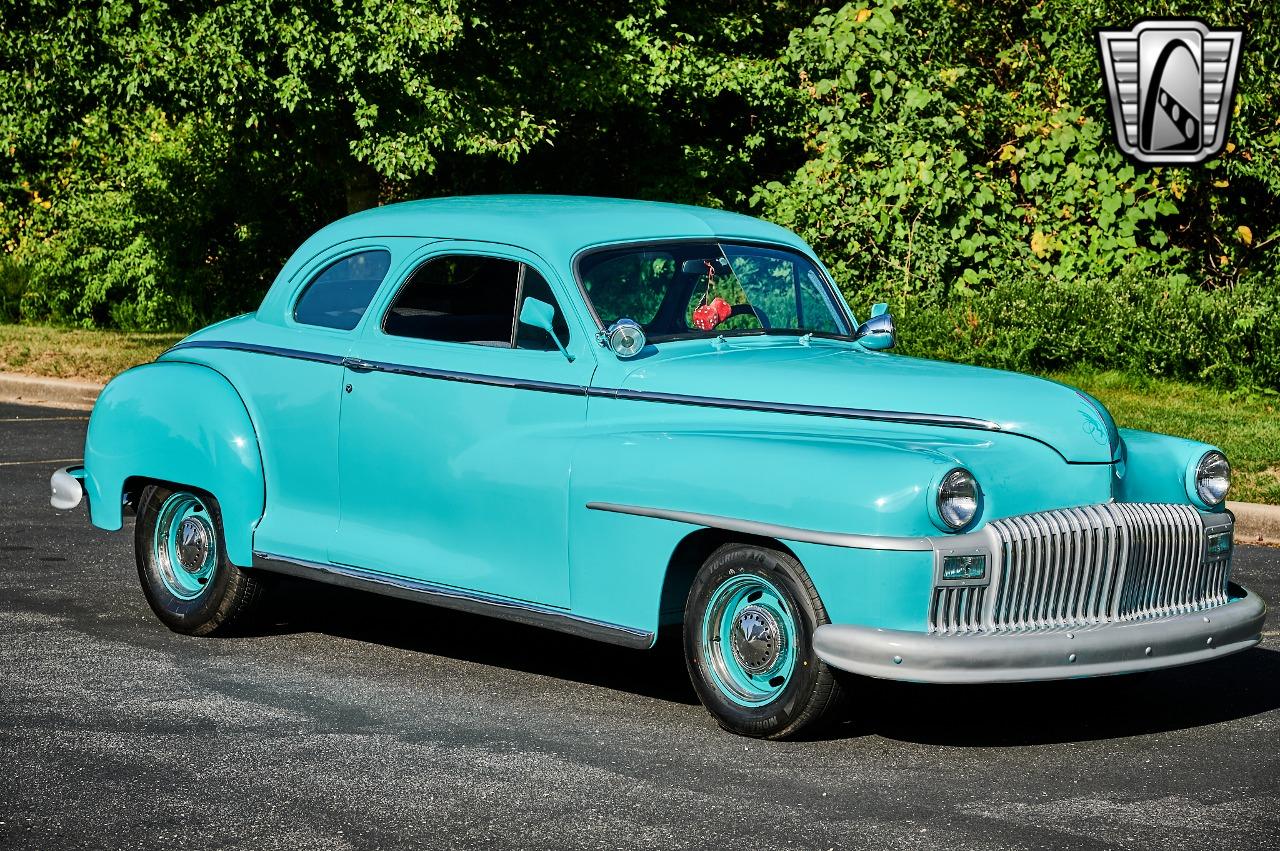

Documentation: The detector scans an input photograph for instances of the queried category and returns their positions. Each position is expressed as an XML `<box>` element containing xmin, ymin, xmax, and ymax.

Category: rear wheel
<box><xmin>134</xmin><ymin>484</ymin><xmax>266</xmax><ymax>635</ymax></box>
<box><xmin>683</xmin><ymin>544</ymin><xmax>846</xmax><ymax>738</ymax></box>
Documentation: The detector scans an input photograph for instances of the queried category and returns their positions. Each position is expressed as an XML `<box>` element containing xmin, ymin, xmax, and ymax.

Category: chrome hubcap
<box><xmin>152</xmin><ymin>492</ymin><xmax>218</xmax><ymax>600</ymax></box>
<box><xmin>176</xmin><ymin>517</ymin><xmax>210</xmax><ymax>572</ymax></box>
<box><xmin>700</xmin><ymin>573</ymin><xmax>799</xmax><ymax>707</ymax></box>
<box><xmin>730</xmin><ymin>604</ymin><xmax>784</xmax><ymax>674</ymax></box>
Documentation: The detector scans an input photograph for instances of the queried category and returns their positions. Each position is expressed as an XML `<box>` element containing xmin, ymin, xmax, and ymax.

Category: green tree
<box><xmin>0</xmin><ymin>0</ymin><xmax>812</xmax><ymax>327</ymax></box>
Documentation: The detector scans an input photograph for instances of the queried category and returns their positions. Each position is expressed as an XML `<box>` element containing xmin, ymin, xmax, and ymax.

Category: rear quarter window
<box><xmin>293</xmin><ymin>250</ymin><xmax>392</xmax><ymax>330</ymax></box>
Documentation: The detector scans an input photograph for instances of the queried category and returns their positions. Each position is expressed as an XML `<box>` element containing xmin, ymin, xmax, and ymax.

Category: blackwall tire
<box><xmin>683</xmin><ymin>544</ymin><xmax>847</xmax><ymax>739</ymax></box>
<box><xmin>134</xmin><ymin>484</ymin><xmax>266</xmax><ymax>636</ymax></box>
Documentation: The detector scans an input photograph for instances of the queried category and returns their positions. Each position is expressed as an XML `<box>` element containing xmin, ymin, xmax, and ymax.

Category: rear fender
<box><xmin>84</xmin><ymin>362</ymin><xmax>265</xmax><ymax>566</ymax></box>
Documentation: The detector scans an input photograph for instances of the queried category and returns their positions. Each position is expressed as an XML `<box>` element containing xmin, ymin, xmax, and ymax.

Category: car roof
<box><xmin>302</xmin><ymin>195</ymin><xmax>810</xmax><ymax>260</ymax></box>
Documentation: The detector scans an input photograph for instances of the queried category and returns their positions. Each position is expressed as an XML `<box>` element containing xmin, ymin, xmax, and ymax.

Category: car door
<box><xmin>242</xmin><ymin>239</ymin><xmax>414</xmax><ymax>566</ymax></box>
<box><xmin>329</xmin><ymin>241</ymin><xmax>594</xmax><ymax>607</ymax></box>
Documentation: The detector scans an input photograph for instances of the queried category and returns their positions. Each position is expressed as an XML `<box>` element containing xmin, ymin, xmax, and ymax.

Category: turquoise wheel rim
<box><xmin>152</xmin><ymin>492</ymin><xmax>218</xmax><ymax>601</ymax></box>
<box><xmin>700</xmin><ymin>572</ymin><xmax>799</xmax><ymax>707</ymax></box>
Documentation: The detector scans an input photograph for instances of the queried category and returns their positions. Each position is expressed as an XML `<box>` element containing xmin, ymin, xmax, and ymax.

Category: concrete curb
<box><xmin>0</xmin><ymin>372</ymin><xmax>103</xmax><ymax>411</ymax></box>
<box><xmin>1228</xmin><ymin>501</ymin><xmax>1280</xmax><ymax>547</ymax></box>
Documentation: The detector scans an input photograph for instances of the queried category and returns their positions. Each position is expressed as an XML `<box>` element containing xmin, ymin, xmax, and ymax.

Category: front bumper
<box><xmin>814</xmin><ymin>584</ymin><xmax>1266</xmax><ymax>683</ymax></box>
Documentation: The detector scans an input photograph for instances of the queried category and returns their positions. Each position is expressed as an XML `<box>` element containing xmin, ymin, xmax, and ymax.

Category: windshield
<box><xmin>578</xmin><ymin>242</ymin><xmax>852</xmax><ymax>341</ymax></box>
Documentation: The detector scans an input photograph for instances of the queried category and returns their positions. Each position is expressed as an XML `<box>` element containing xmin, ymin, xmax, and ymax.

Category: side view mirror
<box><xmin>854</xmin><ymin>302</ymin><xmax>895</xmax><ymax>351</ymax></box>
<box><xmin>518</xmin><ymin>297</ymin><xmax>573</xmax><ymax>362</ymax></box>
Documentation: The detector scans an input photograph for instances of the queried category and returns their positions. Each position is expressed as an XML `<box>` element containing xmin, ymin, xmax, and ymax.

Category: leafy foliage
<box><xmin>897</xmin><ymin>270</ymin><xmax>1280</xmax><ymax>390</ymax></box>
<box><xmin>1</xmin><ymin>0</ymin><xmax>804</xmax><ymax>327</ymax></box>
<box><xmin>1</xmin><ymin>0</ymin><xmax>1278</xmax><ymax>388</ymax></box>
<box><xmin>756</xmin><ymin>0</ymin><xmax>1280</xmax><ymax>387</ymax></box>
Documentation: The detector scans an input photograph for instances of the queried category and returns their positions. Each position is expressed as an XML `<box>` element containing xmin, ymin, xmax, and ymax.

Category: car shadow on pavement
<box><xmin>258</xmin><ymin>576</ymin><xmax>1280</xmax><ymax>740</ymax></box>
<box><xmin>254</xmin><ymin>573</ymin><xmax>1280</xmax><ymax>742</ymax></box>
<box><xmin>259</xmin><ymin>576</ymin><xmax>701</xmax><ymax>705</ymax></box>
<box><xmin>850</xmin><ymin>645</ymin><xmax>1280</xmax><ymax>746</ymax></box>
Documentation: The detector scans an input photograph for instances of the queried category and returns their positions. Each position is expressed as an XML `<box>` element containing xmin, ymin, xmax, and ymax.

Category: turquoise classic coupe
<box><xmin>50</xmin><ymin>196</ymin><xmax>1264</xmax><ymax>738</ymax></box>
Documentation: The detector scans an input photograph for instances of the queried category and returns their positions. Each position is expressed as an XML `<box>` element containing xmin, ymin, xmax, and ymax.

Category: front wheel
<box><xmin>683</xmin><ymin>544</ymin><xmax>846</xmax><ymax>738</ymax></box>
<box><xmin>134</xmin><ymin>484</ymin><xmax>266</xmax><ymax>635</ymax></box>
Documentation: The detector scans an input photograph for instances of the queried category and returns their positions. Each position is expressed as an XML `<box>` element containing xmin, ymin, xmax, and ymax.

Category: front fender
<box><xmin>573</xmin><ymin>427</ymin><xmax>960</xmax><ymax>538</ymax></box>
<box><xmin>1116</xmin><ymin>428</ymin><xmax>1225</xmax><ymax>509</ymax></box>
<box><xmin>565</xmin><ymin>401</ymin><xmax>1118</xmax><ymax>636</ymax></box>
<box><xmin>84</xmin><ymin>362</ymin><xmax>265</xmax><ymax>566</ymax></box>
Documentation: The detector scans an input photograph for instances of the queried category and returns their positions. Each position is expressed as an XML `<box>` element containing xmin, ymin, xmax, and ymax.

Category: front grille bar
<box><xmin>929</xmin><ymin>503</ymin><xmax>1231</xmax><ymax>634</ymax></box>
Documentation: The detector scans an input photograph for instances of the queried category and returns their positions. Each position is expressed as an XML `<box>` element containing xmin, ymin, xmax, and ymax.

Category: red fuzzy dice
<box><xmin>693</xmin><ymin>297</ymin><xmax>732</xmax><ymax>330</ymax></box>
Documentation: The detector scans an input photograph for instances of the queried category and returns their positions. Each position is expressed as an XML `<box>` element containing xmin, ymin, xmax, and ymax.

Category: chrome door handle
<box><xmin>341</xmin><ymin>357</ymin><xmax>377</xmax><ymax>373</ymax></box>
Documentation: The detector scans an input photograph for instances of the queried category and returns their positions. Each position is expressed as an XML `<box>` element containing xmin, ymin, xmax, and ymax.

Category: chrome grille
<box><xmin>928</xmin><ymin>503</ymin><xmax>1231</xmax><ymax>634</ymax></box>
<box><xmin>930</xmin><ymin>585</ymin><xmax>987</xmax><ymax>634</ymax></box>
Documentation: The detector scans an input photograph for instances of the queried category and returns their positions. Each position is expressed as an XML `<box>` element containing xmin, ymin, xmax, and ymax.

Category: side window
<box><xmin>293</xmin><ymin>250</ymin><xmax>391</xmax><ymax>331</ymax></box>
<box><xmin>383</xmin><ymin>255</ymin><xmax>520</xmax><ymax>346</ymax></box>
<box><xmin>516</xmin><ymin>267</ymin><xmax>570</xmax><ymax>350</ymax></box>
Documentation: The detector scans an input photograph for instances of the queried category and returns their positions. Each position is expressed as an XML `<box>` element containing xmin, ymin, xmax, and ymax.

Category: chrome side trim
<box><xmin>164</xmin><ymin>339</ymin><xmax>1006</xmax><ymax>432</ymax></box>
<box><xmin>584</xmin><ymin>502</ymin><xmax>935</xmax><ymax>552</ymax></box>
<box><xmin>251</xmin><ymin>552</ymin><xmax>654</xmax><ymax>649</ymax></box>
<box><xmin>169</xmin><ymin>340</ymin><xmax>588</xmax><ymax>396</ymax></box>
<box><xmin>590</xmin><ymin>388</ymin><xmax>1001</xmax><ymax>431</ymax></box>
<box><xmin>338</xmin><ymin>358</ymin><xmax>587</xmax><ymax>396</ymax></box>
<box><xmin>167</xmin><ymin>339</ymin><xmax>347</xmax><ymax>365</ymax></box>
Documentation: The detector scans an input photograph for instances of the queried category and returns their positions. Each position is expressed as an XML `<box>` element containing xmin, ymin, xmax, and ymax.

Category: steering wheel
<box><xmin>728</xmin><ymin>303</ymin><xmax>771</xmax><ymax>329</ymax></box>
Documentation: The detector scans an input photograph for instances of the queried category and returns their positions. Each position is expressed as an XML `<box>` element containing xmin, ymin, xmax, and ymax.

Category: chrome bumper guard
<box><xmin>50</xmin><ymin>465</ymin><xmax>86</xmax><ymax>510</ymax></box>
<box><xmin>814</xmin><ymin>586</ymin><xmax>1265</xmax><ymax>683</ymax></box>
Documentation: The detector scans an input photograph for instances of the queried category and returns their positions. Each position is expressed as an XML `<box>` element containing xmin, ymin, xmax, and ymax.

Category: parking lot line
<box><xmin>0</xmin><ymin>458</ymin><xmax>81</xmax><ymax>467</ymax></box>
<box><xmin>0</xmin><ymin>416</ymin><xmax>89</xmax><ymax>423</ymax></box>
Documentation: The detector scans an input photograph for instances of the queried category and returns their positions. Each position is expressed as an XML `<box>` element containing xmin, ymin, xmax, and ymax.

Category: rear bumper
<box><xmin>50</xmin><ymin>465</ymin><xmax>86</xmax><ymax>511</ymax></box>
<box><xmin>814</xmin><ymin>584</ymin><xmax>1267</xmax><ymax>683</ymax></box>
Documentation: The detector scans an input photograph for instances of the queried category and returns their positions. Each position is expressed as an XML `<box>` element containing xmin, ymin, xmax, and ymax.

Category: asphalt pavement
<box><xmin>1</xmin><ymin>400</ymin><xmax>1278</xmax><ymax>850</ymax></box>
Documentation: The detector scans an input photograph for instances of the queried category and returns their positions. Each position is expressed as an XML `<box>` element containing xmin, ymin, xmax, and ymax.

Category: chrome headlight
<box><xmin>936</xmin><ymin>468</ymin><xmax>979</xmax><ymax>530</ymax></box>
<box><xmin>1192</xmin><ymin>450</ymin><xmax>1231</xmax><ymax>507</ymax></box>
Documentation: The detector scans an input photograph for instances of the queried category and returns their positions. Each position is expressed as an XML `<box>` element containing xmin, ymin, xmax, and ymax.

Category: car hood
<box><xmin>615</xmin><ymin>341</ymin><xmax>1119</xmax><ymax>463</ymax></box>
